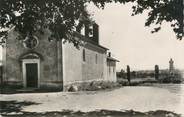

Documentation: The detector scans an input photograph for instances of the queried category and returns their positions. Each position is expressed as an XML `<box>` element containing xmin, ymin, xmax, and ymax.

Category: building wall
<box><xmin>106</xmin><ymin>60</ymin><xmax>117</xmax><ymax>82</ymax></box>
<box><xmin>82</xmin><ymin>43</ymin><xmax>106</xmax><ymax>81</ymax></box>
<box><xmin>3</xmin><ymin>29</ymin><xmax>62</xmax><ymax>88</ymax></box>
<box><xmin>62</xmin><ymin>41</ymin><xmax>83</xmax><ymax>85</ymax></box>
<box><xmin>62</xmin><ymin>39</ymin><xmax>107</xmax><ymax>88</ymax></box>
<box><xmin>4</xmin><ymin>30</ymin><xmax>23</xmax><ymax>85</ymax></box>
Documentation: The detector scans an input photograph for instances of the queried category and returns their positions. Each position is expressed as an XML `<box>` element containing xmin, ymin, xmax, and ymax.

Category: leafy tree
<box><xmin>92</xmin><ymin>0</ymin><xmax>183</xmax><ymax>39</ymax></box>
<box><xmin>0</xmin><ymin>0</ymin><xmax>183</xmax><ymax>46</ymax></box>
<box><xmin>126</xmin><ymin>65</ymin><xmax>131</xmax><ymax>84</ymax></box>
<box><xmin>0</xmin><ymin>0</ymin><xmax>91</xmax><ymax>47</ymax></box>
<box><xmin>155</xmin><ymin>65</ymin><xmax>159</xmax><ymax>80</ymax></box>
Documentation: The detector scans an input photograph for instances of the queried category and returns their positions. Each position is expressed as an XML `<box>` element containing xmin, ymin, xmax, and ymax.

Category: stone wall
<box><xmin>3</xmin><ymin>29</ymin><xmax>63</xmax><ymax>89</ymax></box>
<box><xmin>62</xmin><ymin>41</ymin><xmax>83</xmax><ymax>86</ymax></box>
<box><xmin>82</xmin><ymin>43</ymin><xmax>106</xmax><ymax>81</ymax></box>
<box><xmin>62</xmin><ymin>39</ymin><xmax>107</xmax><ymax>90</ymax></box>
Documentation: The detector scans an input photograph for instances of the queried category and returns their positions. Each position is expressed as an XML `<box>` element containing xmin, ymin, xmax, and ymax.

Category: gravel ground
<box><xmin>1</xmin><ymin>85</ymin><xmax>184</xmax><ymax>116</ymax></box>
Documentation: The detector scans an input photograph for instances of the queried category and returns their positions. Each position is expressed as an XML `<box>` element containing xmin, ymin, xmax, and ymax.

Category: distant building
<box><xmin>1</xmin><ymin>22</ymin><xmax>119</xmax><ymax>91</ymax></box>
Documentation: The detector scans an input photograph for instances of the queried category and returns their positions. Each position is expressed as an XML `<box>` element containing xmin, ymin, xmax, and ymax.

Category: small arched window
<box><xmin>83</xmin><ymin>49</ymin><xmax>86</xmax><ymax>62</ymax></box>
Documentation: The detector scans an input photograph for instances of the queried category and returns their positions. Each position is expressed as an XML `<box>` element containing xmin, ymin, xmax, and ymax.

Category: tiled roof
<box><xmin>107</xmin><ymin>56</ymin><xmax>120</xmax><ymax>62</ymax></box>
<box><xmin>73</xmin><ymin>32</ymin><xmax>109</xmax><ymax>50</ymax></box>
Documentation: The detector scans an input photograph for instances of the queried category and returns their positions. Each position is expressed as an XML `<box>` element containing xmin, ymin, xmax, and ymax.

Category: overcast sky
<box><xmin>88</xmin><ymin>2</ymin><xmax>184</xmax><ymax>71</ymax></box>
<box><xmin>1</xmin><ymin>2</ymin><xmax>183</xmax><ymax>71</ymax></box>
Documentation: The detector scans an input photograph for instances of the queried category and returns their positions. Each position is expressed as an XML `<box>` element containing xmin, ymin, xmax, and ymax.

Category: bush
<box><xmin>77</xmin><ymin>81</ymin><xmax>120</xmax><ymax>91</ymax></box>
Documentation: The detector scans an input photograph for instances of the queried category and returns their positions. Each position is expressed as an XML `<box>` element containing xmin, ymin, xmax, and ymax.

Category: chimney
<box><xmin>93</xmin><ymin>23</ymin><xmax>99</xmax><ymax>44</ymax></box>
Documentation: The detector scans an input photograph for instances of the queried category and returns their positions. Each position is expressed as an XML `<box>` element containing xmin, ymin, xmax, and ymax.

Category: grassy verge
<box><xmin>117</xmin><ymin>77</ymin><xmax>184</xmax><ymax>86</ymax></box>
<box><xmin>117</xmin><ymin>78</ymin><xmax>158</xmax><ymax>86</ymax></box>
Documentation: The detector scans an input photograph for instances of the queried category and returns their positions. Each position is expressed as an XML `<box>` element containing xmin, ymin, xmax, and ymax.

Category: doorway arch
<box><xmin>20</xmin><ymin>52</ymin><xmax>41</xmax><ymax>88</ymax></box>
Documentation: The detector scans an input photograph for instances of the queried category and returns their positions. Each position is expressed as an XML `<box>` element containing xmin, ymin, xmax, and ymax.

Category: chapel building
<box><xmin>1</xmin><ymin>22</ymin><xmax>119</xmax><ymax>91</ymax></box>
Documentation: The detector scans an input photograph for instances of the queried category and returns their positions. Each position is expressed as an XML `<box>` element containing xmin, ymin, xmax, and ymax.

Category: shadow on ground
<box><xmin>1</xmin><ymin>108</ymin><xmax>181</xmax><ymax>117</ymax></box>
<box><xmin>0</xmin><ymin>101</ymin><xmax>39</xmax><ymax>115</ymax></box>
<box><xmin>0</xmin><ymin>100</ymin><xmax>181</xmax><ymax>117</ymax></box>
<box><xmin>0</xmin><ymin>85</ymin><xmax>62</xmax><ymax>94</ymax></box>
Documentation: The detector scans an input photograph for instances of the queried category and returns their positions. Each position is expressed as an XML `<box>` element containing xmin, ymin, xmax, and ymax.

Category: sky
<box><xmin>87</xmin><ymin>2</ymin><xmax>184</xmax><ymax>71</ymax></box>
<box><xmin>0</xmin><ymin>2</ymin><xmax>183</xmax><ymax>71</ymax></box>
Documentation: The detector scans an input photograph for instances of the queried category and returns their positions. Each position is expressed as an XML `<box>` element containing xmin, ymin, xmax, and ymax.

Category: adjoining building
<box><xmin>0</xmin><ymin>22</ymin><xmax>119</xmax><ymax>91</ymax></box>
